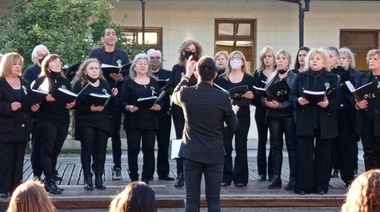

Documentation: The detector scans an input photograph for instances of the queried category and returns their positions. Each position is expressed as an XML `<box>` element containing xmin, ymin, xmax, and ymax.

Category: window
<box><xmin>215</xmin><ymin>19</ymin><xmax>257</xmax><ymax>73</ymax></box>
<box><xmin>122</xmin><ymin>27</ymin><xmax>163</xmax><ymax>52</ymax></box>
<box><xmin>340</xmin><ymin>30</ymin><xmax>379</xmax><ymax>71</ymax></box>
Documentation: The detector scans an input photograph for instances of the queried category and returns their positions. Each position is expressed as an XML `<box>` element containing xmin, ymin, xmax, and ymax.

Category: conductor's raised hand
<box><xmin>185</xmin><ymin>55</ymin><xmax>196</xmax><ymax>78</ymax></box>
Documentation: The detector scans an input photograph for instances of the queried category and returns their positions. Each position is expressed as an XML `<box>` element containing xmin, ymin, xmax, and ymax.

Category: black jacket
<box><xmin>0</xmin><ymin>77</ymin><xmax>33</xmax><ymax>142</ymax></box>
<box><xmin>289</xmin><ymin>69</ymin><xmax>339</xmax><ymax>139</ymax></box>
<box><xmin>172</xmin><ymin>80</ymin><xmax>239</xmax><ymax>164</ymax></box>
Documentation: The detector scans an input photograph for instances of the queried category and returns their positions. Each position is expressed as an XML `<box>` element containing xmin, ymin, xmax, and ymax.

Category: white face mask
<box><xmin>230</xmin><ymin>59</ymin><xmax>242</xmax><ymax>70</ymax></box>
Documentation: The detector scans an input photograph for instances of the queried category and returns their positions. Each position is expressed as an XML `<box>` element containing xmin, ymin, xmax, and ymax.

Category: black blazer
<box><xmin>172</xmin><ymin>80</ymin><xmax>239</xmax><ymax>164</ymax></box>
<box><xmin>289</xmin><ymin>69</ymin><xmax>339</xmax><ymax>139</ymax></box>
<box><xmin>355</xmin><ymin>71</ymin><xmax>380</xmax><ymax>136</ymax></box>
<box><xmin>0</xmin><ymin>77</ymin><xmax>33</xmax><ymax>142</ymax></box>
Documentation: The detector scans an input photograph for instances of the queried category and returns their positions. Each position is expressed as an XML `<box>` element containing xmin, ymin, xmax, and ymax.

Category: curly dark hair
<box><xmin>177</xmin><ymin>39</ymin><xmax>203</xmax><ymax>66</ymax></box>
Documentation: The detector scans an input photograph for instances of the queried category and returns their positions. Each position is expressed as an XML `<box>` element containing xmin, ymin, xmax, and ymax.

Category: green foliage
<box><xmin>0</xmin><ymin>0</ymin><xmax>147</xmax><ymax>68</ymax></box>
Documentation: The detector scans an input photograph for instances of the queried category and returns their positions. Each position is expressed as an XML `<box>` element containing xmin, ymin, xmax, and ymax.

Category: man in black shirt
<box><xmin>147</xmin><ymin>49</ymin><xmax>174</xmax><ymax>181</ymax></box>
<box><xmin>88</xmin><ymin>27</ymin><xmax>129</xmax><ymax>180</ymax></box>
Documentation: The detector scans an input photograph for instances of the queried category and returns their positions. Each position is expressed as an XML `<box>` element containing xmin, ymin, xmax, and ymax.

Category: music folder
<box><xmin>302</xmin><ymin>90</ymin><xmax>325</xmax><ymax>104</ymax></box>
<box><xmin>157</xmin><ymin>78</ymin><xmax>169</xmax><ymax>88</ymax></box>
<box><xmin>154</xmin><ymin>91</ymin><xmax>166</xmax><ymax>104</ymax></box>
<box><xmin>135</xmin><ymin>96</ymin><xmax>158</xmax><ymax>109</ymax></box>
<box><xmin>20</xmin><ymin>89</ymin><xmax>48</xmax><ymax>112</ymax></box>
<box><xmin>81</xmin><ymin>93</ymin><xmax>111</xmax><ymax>106</ymax></box>
<box><xmin>51</xmin><ymin>88</ymin><xmax>78</xmax><ymax>106</ymax></box>
<box><xmin>253</xmin><ymin>80</ymin><xmax>290</xmax><ymax>102</ymax></box>
<box><xmin>228</xmin><ymin>85</ymin><xmax>249</xmax><ymax>99</ymax></box>
<box><xmin>101</xmin><ymin>63</ymin><xmax>131</xmax><ymax>81</ymax></box>
<box><xmin>345</xmin><ymin>80</ymin><xmax>379</xmax><ymax>101</ymax></box>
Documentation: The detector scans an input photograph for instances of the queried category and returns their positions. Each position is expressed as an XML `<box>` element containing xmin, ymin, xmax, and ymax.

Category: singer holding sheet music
<box><xmin>215</xmin><ymin>51</ymin><xmax>254</xmax><ymax>187</ymax></box>
<box><xmin>167</xmin><ymin>40</ymin><xmax>202</xmax><ymax>188</ymax></box>
<box><xmin>121</xmin><ymin>53</ymin><xmax>162</xmax><ymax>184</ymax></box>
<box><xmin>32</xmin><ymin>54</ymin><xmax>75</xmax><ymax>194</ymax></box>
<box><xmin>289</xmin><ymin>48</ymin><xmax>339</xmax><ymax>195</ymax></box>
<box><xmin>252</xmin><ymin>46</ymin><xmax>275</xmax><ymax>182</ymax></box>
<box><xmin>88</xmin><ymin>27</ymin><xmax>129</xmax><ymax>180</ymax></box>
<box><xmin>0</xmin><ymin>53</ymin><xmax>40</xmax><ymax>199</ymax></box>
<box><xmin>72</xmin><ymin>58</ymin><xmax>117</xmax><ymax>190</ymax></box>
<box><xmin>263</xmin><ymin>50</ymin><xmax>297</xmax><ymax>190</ymax></box>
<box><xmin>355</xmin><ymin>49</ymin><xmax>380</xmax><ymax>171</ymax></box>
<box><xmin>147</xmin><ymin>49</ymin><xmax>174</xmax><ymax>181</ymax></box>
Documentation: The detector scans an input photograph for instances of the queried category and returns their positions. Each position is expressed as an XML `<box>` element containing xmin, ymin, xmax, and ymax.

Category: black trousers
<box><xmin>255</xmin><ymin>107</ymin><xmax>273</xmax><ymax>178</ymax></box>
<box><xmin>80</xmin><ymin>126</ymin><xmax>109</xmax><ymax>178</ymax></box>
<box><xmin>222</xmin><ymin>120</ymin><xmax>250</xmax><ymax>185</ymax></box>
<box><xmin>331</xmin><ymin>108</ymin><xmax>355</xmax><ymax>184</ymax></box>
<box><xmin>173</xmin><ymin>116</ymin><xmax>185</xmax><ymax>175</ymax></box>
<box><xmin>155</xmin><ymin>111</ymin><xmax>171</xmax><ymax>177</ymax></box>
<box><xmin>184</xmin><ymin>159</ymin><xmax>223</xmax><ymax>212</ymax></box>
<box><xmin>267</xmin><ymin>115</ymin><xmax>297</xmax><ymax>179</ymax></box>
<box><xmin>126</xmin><ymin>129</ymin><xmax>156</xmax><ymax>180</ymax></box>
<box><xmin>361</xmin><ymin>117</ymin><xmax>380</xmax><ymax>171</ymax></box>
<box><xmin>30</xmin><ymin>119</ymin><xmax>42</xmax><ymax>177</ymax></box>
<box><xmin>0</xmin><ymin>142</ymin><xmax>27</xmax><ymax>194</ymax></box>
<box><xmin>295</xmin><ymin>133</ymin><xmax>332</xmax><ymax>194</ymax></box>
<box><xmin>37</xmin><ymin>121</ymin><xmax>69</xmax><ymax>181</ymax></box>
<box><xmin>111</xmin><ymin>104</ymin><xmax>122</xmax><ymax>169</ymax></box>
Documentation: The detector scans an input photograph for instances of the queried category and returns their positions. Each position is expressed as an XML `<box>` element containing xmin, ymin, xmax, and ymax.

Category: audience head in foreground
<box><xmin>341</xmin><ymin>169</ymin><xmax>380</xmax><ymax>212</ymax></box>
<box><xmin>7</xmin><ymin>180</ymin><xmax>55</xmax><ymax>212</ymax></box>
<box><xmin>109</xmin><ymin>181</ymin><xmax>157</xmax><ymax>212</ymax></box>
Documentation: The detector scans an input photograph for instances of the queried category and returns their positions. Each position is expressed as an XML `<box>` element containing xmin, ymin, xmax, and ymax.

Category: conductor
<box><xmin>172</xmin><ymin>55</ymin><xmax>239</xmax><ymax>212</ymax></box>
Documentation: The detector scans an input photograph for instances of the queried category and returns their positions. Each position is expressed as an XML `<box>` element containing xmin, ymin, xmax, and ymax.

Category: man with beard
<box><xmin>147</xmin><ymin>49</ymin><xmax>174</xmax><ymax>181</ymax></box>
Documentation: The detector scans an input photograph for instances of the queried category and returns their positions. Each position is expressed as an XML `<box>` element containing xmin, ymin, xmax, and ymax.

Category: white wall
<box><xmin>111</xmin><ymin>0</ymin><xmax>380</xmax><ymax>70</ymax></box>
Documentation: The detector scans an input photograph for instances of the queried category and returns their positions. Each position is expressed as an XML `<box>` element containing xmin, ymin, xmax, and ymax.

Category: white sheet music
<box><xmin>170</xmin><ymin>139</ymin><xmax>182</xmax><ymax>159</ymax></box>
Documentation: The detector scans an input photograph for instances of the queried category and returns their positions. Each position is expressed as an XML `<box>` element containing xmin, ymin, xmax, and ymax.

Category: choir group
<box><xmin>1</xmin><ymin>26</ymin><xmax>380</xmax><ymax>202</ymax></box>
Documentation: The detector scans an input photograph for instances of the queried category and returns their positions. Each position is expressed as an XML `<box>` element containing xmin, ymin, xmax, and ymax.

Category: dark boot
<box><xmin>268</xmin><ymin>176</ymin><xmax>282</xmax><ymax>189</ymax></box>
<box><xmin>95</xmin><ymin>173</ymin><xmax>106</xmax><ymax>190</ymax></box>
<box><xmin>44</xmin><ymin>179</ymin><xmax>62</xmax><ymax>194</ymax></box>
<box><xmin>285</xmin><ymin>150</ymin><xmax>296</xmax><ymax>191</ymax></box>
<box><xmin>175</xmin><ymin>173</ymin><xmax>184</xmax><ymax>188</ymax></box>
<box><xmin>84</xmin><ymin>175</ymin><xmax>94</xmax><ymax>191</ymax></box>
<box><xmin>284</xmin><ymin>176</ymin><xmax>296</xmax><ymax>190</ymax></box>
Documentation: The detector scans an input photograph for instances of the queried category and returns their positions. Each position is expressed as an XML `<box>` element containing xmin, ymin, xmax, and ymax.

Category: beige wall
<box><xmin>112</xmin><ymin>0</ymin><xmax>380</xmax><ymax>70</ymax></box>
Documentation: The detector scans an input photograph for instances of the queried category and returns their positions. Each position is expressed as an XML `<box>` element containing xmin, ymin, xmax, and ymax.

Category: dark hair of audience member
<box><xmin>196</xmin><ymin>56</ymin><xmax>216</xmax><ymax>81</ymax></box>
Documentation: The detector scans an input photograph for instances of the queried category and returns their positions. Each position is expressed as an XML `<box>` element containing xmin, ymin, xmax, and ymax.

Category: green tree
<box><xmin>0</xmin><ymin>0</ymin><xmax>144</xmax><ymax>68</ymax></box>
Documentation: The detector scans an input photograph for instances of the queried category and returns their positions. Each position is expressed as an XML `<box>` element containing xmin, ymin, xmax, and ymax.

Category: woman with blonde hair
<box><xmin>341</xmin><ymin>169</ymin><xmax>380</xmax><ymax>212</ymax></box>
<box><xmin>7</xmin><ymin>180</ymin><xmax>55</xmax><ymax>212</ymax></box>
<box><xmin>215</xmin><ymin>50</ymin><xmax>254</xmax><ymax>187</ymax></box>
<box><xmin>109</xmin><ymin>181</ymin><xmax>157</xmax><ymax>212</ymax></box>
<box><xmin>253</xmin><ymin>46</ymin><xmax>276</xmax><ymax>181</ymax></box>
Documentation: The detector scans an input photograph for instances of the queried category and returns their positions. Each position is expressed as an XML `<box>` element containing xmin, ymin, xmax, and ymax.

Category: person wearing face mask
<box><xmin>146</xmin><ymin>49</ymin><xmax>174</xmax><ymax>181</ymax></box>
<box><xmin>22</xmin><ymin>44</ymin><xmax>49</xmax><ymax>181</ymax></box>
<box><xmin>291</xmin><ymin>46</ymin><xmax>310</xmax><ymax>74</ymax></box>
<box><xmin>71</xmin><ymin>58</ymin><xmax>117</xmax><ymax>190</ymax></box>
<box><xmin>263</xmin><ymin>50</ymin><xmax>297</xmax><ymax>190</ymax></box>
<box><xmin>289</xmin><ymin>48</ymin><xmax>339</xmax><ymax>195</ymax></box>
<box><xmin>32</xmin><ymin>54</ymin><xmax>76</xmax><ymax>194</ymax></box>
<box><xmin>252</xmin><ymin>46</ymin><xmax>275</xmax><ymax>182</ymax></box>
<box><xmin>214</xmin><ymin>50</ymin><xmax>229</xmax><ymax>77</ymax></box>
<box><xmin>167</xmin><ymin>40</ymin><xmax>203</xmax><ymax>188</ymax></box>
<box><xmin>328</xmin><ymin>47</ymin><xmax>360</xmax><ymax>187</ymax></box>
<box><xmin>215</xmin><ymin>51</ymin><xmax>254</xmax><ymax>187</ymax></box>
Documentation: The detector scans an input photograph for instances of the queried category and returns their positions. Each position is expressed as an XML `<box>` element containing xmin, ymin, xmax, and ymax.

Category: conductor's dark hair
<box><xmin>102</xmin><ymin>27</ymin><xmax>116</xmax><ymax>37</ymax></box>
<box><xmin>196</xmin><ymin>56</ymin><xmax>216</xmax><ymax>81</ymax></box>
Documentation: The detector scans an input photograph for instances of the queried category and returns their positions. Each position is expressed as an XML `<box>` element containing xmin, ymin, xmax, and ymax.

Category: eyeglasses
<box><xmin>150</xmin><ymin>56</ymin><xmax>161</xmax><ymax>60</ymax></box>
<box><xmin>49</xmin><ymin>61</ymin><xmax>63</xmax><ymax>65</ymax></box>
<box><xmin>230</xmin><ymin>58</ymin><xmax>242</xmax><ymax>61</ymax></box>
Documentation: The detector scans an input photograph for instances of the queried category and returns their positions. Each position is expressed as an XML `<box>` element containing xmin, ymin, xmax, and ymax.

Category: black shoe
<box><xmin>258</xmin><ymin>175</ymin><xmax>266</xmax><ymax>181</ymax></box>
<box><xmin>54</xmin><ymin>175</ymin><xmax>63</xmax><ymax>181</ymax></box>
<box><xmin>112</xmin><ymin>167</ymin><xmax>122</xmax><ymax>180</ymax></box>
<box><xmin>159</xmin><ymin>175</ymin><xmax>175</xmax><ymax>181</ymax></box>
<box><xmin>316</xmin><ymin>187</ymin><xmax>326</xmax><ymax>195</ymax></box>
<box><xmin>175</xmin><ymin>173</ymin><xmax>184</xmax><ymax>188</ymax></box>
<box><xmin>298</xmin><ymin>191</ymin><xmax>307</xmax><ymax>195</ymax></box>
<box><xmin>221</xmin><ymin>182</ymin><xmax>230</xmax><ymax>186</ymax></box>
<box><xmin>267</xmin><ymin>177</ymin><xmax>282</xmax><ymax>189</ymax></box>
<box><xmin>268</xmin><ymin>175</ymin><xmax>274</xmax><ymax>181</ymax></box>
<box><xmin>45</xmin><ymin>181</ymin><xmax>62</xmax><ymax>194</ymax></box>
<box><xmin>331</xmin><ymin>169</ymin><xmax>339</xmax><ymax>178</ymax></box>
<box><xmin>142</xmin><ymin>178</ymin><xmax>150</xmax><ymax>184</ymax></box>
<box><xmin>235</xmin><ymin>183</ymin><xmax>246</xmax><ymax>187</ymax></box>
<box><xmin>284</xmin><ymin>180</ymin><xmax>295</xmax><ymax>191</ymax></box>
<box><xmin>0</xmin><ymin>193</ymin><xmax>7</xmax><ymax>198</ymax></box>
<box><xmin>95</xmin><ymin>174</ymin><xmax>106</xmax><ymax>190</ymax></box>
<box><xmin>84</xmin><ymin>177</ymin><xmax>94</xmax><ymax>191</ymax></box>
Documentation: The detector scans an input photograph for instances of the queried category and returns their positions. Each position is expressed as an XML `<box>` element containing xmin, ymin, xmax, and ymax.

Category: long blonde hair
<box><xmin>304</xmin><ymin>48</ymin><xmax>331</xmax><ymax>72</ymax></box>
<box><xmin>341</xmin><ymin>169</ymin><xmax>380</xmax><ymax>212</ymax></box>
<box><xmin>223</xmin><ymin>50</ymin><xmax>250</xmax><ymax>80</ymax></box>
<box><xmin>7</xmin><ymin>180</ymin><xmax>55</xmax><ymax>212</ymax></box>
<box><xmin>0</xmin><ymin>52</ymin><xmax>23</xmax><ymax>78</ymax></box>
